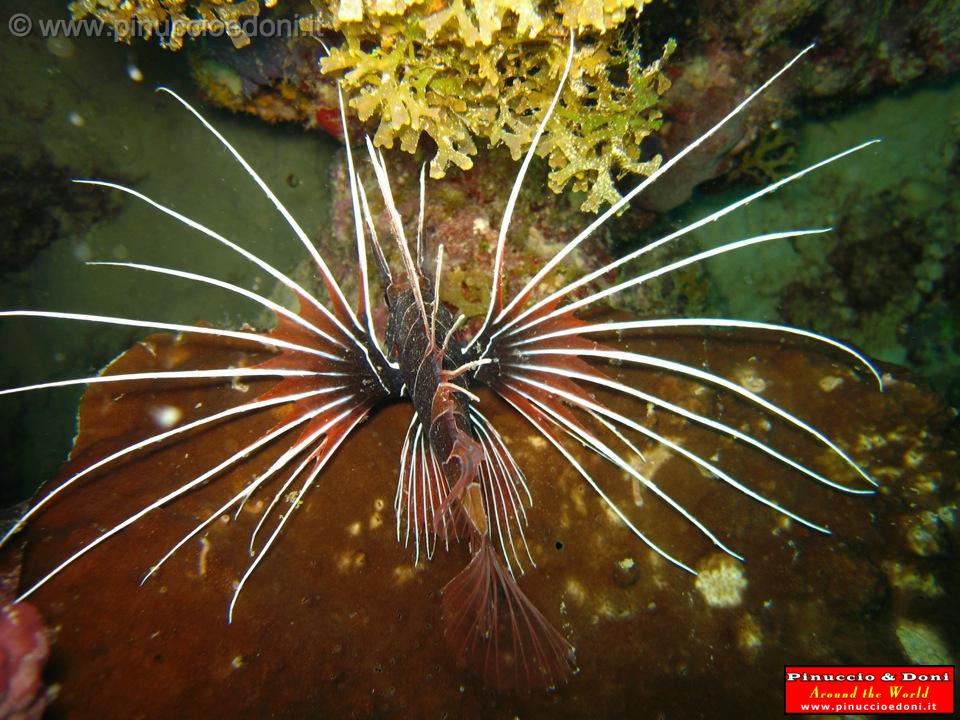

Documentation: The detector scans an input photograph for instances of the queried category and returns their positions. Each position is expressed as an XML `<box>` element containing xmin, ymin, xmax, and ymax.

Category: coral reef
<box><xmin>315</xmin><ymin>1</ymin><xmax>673</xmax><ymax>212</ymax></box>
<box><xmin>624</xmin><ymin>0</ymin><xmax>960</xmax><ymax>212</ymax></box>
<box><xmin>69</xmin><ymin>0</ymin><xmax>269</xmax><ymax>49</ymax></box>
<box><xmin>322</xmin><ymin>146</ymin><xmax>613</xmax><ymax>320</ymax></box>
<box><xmin>650</xmin><ymin>76</ymin><xmax>960</xmax><ymax>411</ymax></box>
<box><xmin>0</xmin><ymin>604</ymin><xmax>48</xmax><ymax>720</ymax></box>
<box><xmin>0</xmin><ymin>544</ymin><xmax>49</xmax><ymax>720</ymax></box>
<box><xmin>71</xmin><ymin>1</ymin><xmax>960</xmax><ymax>216</ymax></box>
<box><xmin>697</xmin><ymin>0</ymin><xmax>960</xmax><ymax>101</ymax></box>
<box><xmin>74</xmin><ymin>0</ymin><xmax>675</xmax><ymax>212</ymax></box>
<box><xmin>0</xmin><ymin>152</ymin><xmax>121</xmax><ymax>271</ymax></box>
<box><xmin>775</xmin><ymin>170</ymin><xmax>960</xmax><ymax>404</ymax></box>
<box><xmin>6</xmin><ymin>323</ymin><xmax>957</xmax><ymax>717</ymax></box>
<box><xmin>724</xmin><ymin>127</ymin><xmax>797</xmax><ymax>187</ymax></box>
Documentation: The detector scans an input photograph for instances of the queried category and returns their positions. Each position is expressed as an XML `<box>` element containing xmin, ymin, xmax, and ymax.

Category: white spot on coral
<box><xmin>242</xmin><ymin>498</ymin><xmax>265</xmax><ymax>514</ymax></box>
<box><xmin>197</xmin><ymin>536</ymin><xmax>211</xmax><ymax>577</ymax></box>
<box><xmin>472</xmin><ymin>216</ymin><xmax>490</xmax><ymax>235</ymax></box>
<box><xmin>819</xmin><ymin>375</ymin><xmax>843</xmax><ymax>392</ymax></box>
<box><xmin>525</xmin><ymin>434</ymin><xmax>547</xmax><ymax>450</ymax></box>
<box><xmin>904</xmin><ymin>447</ymin><xmax>925</xmax><ymax>469</ymax></box>
<box><xmin>46</xmin><ymin>36</ymin><xmax>74</xmax><ymax>58</ymax></box>
<box><xmin>336</xmin><ymin>551</ymin><xmax>366</xmax><ymax>573</ymax></box>
<box><xmin>564</xmin><ymin>578</ymin><xmax>587</xmax><ymax>606</ymax></box>
<box><xmin>695</xmin><ymin>554</ymin><xmax>747</xmax><ymax>608</ymax></box>
<box><xmin>905</xmin><ymin>510</ymin><xmax>948</xmax><ymax>556</ymax></box>
<box><xmin>883</xmin><ymin>561</ymin><xmax>944</xmax><ymax>597</ymax></box>
<box><xmin>737</xmin><ymin>613</ymin><xmax>763</xmax><ymax>654</ymax></box>
<box><xmin>736</xmin><ymin>368</ymin><xmax>767</xmax><ymax>393</ymax></box>
<box><xmin>393</xmin><ymin>565</ymin><xmax>415</xmax><ymax>585</ymax></box>
<box><xmin>895</xmin><ymin>619</ymin><xmax>954</xmax><ymax>665</ymax></box>
<box><xmin>937</xmin><ymin>505</ymin><xmax>956</xmax><ymax>528</ymax></box>
<box><xmin>149</xmin><ymin>405</ymin><xmax>182</xmax><ymax>428</ymax></box>
<box><xmin>855</xmin><ymin>432</ymin><xmax>887</xmax><ymax>452</ymax></box>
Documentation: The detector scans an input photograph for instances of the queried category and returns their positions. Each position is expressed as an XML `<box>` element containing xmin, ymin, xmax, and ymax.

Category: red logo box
<box><xmin>785</xmin><ymin>665</ymin><xmax>955</xmax><ymax>715</ymax></box>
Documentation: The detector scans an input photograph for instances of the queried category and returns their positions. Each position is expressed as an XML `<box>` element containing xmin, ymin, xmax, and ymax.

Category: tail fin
<box><xmin>441</xmin><ymin>537</ymin><xmax>576</xmax><ymax>691</ymax></box>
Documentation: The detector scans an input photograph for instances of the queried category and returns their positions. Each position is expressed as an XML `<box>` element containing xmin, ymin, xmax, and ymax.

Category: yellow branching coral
<box><xmin>727</xmin><ymin>128</ymin><xmax>799</xmax><ymax>186</ymax></box>
<box><xmin>315</xmin><ymin>0</ymin><xmax>674</xmax><ymax>211</ymax></box>
<box><xmin>72</xmin><ymin>0</ymin><xmax>675</xmax><ymax>212</ymax></box>
<box><xmin>69</xmin><ymin>0</ymin><xmax>269</xmax><ymax>49</ymax></box>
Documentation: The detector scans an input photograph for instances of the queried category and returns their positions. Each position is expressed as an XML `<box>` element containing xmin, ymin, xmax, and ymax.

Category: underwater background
<box><xmin>2</xmin><ymin>0</ymin><xmax>958</xmax><ymax>503</ymax></box>
<box><xmin>0</xmin><ymin>0</ymin><xmax>957</xmax><ymax>717</ymax></box>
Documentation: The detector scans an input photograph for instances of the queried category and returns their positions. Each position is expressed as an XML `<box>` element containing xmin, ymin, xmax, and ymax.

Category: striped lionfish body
<box><xmin>0</xmin><ymin>35</ymin><xmax>883</xmax><ymax>691</ymax></box>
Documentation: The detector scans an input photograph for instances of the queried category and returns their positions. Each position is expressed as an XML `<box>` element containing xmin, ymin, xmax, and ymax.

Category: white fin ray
<box><xmin>157</xmin><ymin>87</ymin><xmax>363</xmax><ymax>335</ymax></box>
<box><xmin>0</xmin><ymin>309</ymin><xmax>338</xmax><ymax>363</ymax></box>
<box><xmin>142</xmin><ymin>393</ymin><xmax>356</xmax><ymax>583</ymax></box>
<box><xmin>512</xmin><ymin>361</ymin><xmax>871</xmax><ymax>496</ymax></box>
<box><xmin>420</xmin><ymin>433</ymin><xmax>433</xmax><ymax>560</ymax></box>
<box><xmin>356</xmin><ymin>178</ymin><xmax>393</xmax><ymax>290</ymax></box>
<box><xmin>337</xmin><ymin>82</ymin><xmax>393</xmax><ymax>370</ymax></box>
<box><xmin>0</xmin><ymin>366</ymin><xmax>328</xmax><ymax>397</ymax></box>
<box><xmin>477</xmin><ymin>460</ymin><xmax>516</xmax><ymax>577</ymax></box>
<box><xmin>394</xmin><ymin>412</ymin><xmax>420</xmax><ymax>542</ymax></box>
<box><xmin>511</xmin><ymin>317</ymin><xmax>883</xmax><ymax>390</ymax></box>
<box><xmin>467</xmin><ymin>30</ymin><xmax>576</xmax><ymax>353</ymax></box>
<box><xmin>229</xmin><ymin>405</ymin><xmax>368</xmax><ymax>622</ymax></box>
<box><xmin>476</xmin><ymin>421</ymin><xmax>531</xmax><ymax>574</ymax></box>
<box><xmin>521</xmin><ymin>346</ymin><xmax>876</xmax><ymax>486</ymax></box>
<box><xmin>248</xmin><ymin>431</ymin><xmax>334</xmax><ymax>556</ymax></box>
<box><xmin>431</xmin><ymin>244</ymin><xmax>445</xmax><ymax>340</ymax></box>
<box><xmin>471</xmin><ymin>407</ymin><xmax>533</xmax><ymax>506</ymax></box>
<box><xmin>74</xmin><ymin>180</ymin><xmax>349</xmax><ymax>351</ymax></box>
<box><xmin>364</xmin><ymin>137</ymin><xmax>431</xmax><ymax>337</ymax></box>
<box><xmin>428</xmin><ymin>440</ymin><xmax>454</xmax><ymax>552</ymax></box>
<box><xmin>88</xmin><ymin>261</ymin><xmax>344</xmax><ymax>353</ymax></box>
<box><xmin>500</xmin><ymin>382</ymin><xmax>698</xmax><ymax>575</ymax></box>
<box><xmin>394</xmin><ymin>412</ymin><xmax>458</xmax><ymax>562</ymax></box>
<box><xmin>488</xmin><ymin>44</ymin><xmax>821</xmax><ymax>335</ymax></box>
<box><xmin>509</xmin><ymin>372</ymin><xmax>832</xmax><ymax>535</ymax></box>
<box><xmin>506</xmin><ymin>374</ymin><xmax>746</xmax><ymax>560</ymax></box>
<box><xmin>489</xmin><ymin>140</ymin><xmax>879</xmax><ymax>343</ymax></box>
<box><xmin>0</xmin><ymin>386</ymin><xmax>343</xmax><ymax>550</ymax></box>
<box><xmin>507</xmin><ymin>228</ymin><xmax>832</xmax><ymax>338</ymax></box>
<box><xmin>469</xmin><ymin>408</ymin><xmax>533</xmax><ymax>572</ymax></box>
<box><xmin>16</xmin><ymin>393</ymin><xmax>356</xmax><ymax>603</ymax></box>
<box><xmin>406</xmin><ymin>423</ymin><xmax>424</xmax><ymax>563</ymax></box>
<box><xmin>478</xmin><ymin>451</ymin><xmax>512</xmax><ymax>572</ymax></box>
<box><xmin>416</xmin><ymin>163</ymin><xmax>427</xmax><ymax>272</ymax></box>
<box><xmin>471</xmin><ymin>408</ymin><xmax>532</xmax><ymax>514</ymax></box>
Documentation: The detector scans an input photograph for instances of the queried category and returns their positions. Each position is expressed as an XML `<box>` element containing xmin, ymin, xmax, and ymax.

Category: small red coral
<box><xmin>0</xmin><ymin>603</ymin><xmax>48</xmax><ymax>720</ymax></box>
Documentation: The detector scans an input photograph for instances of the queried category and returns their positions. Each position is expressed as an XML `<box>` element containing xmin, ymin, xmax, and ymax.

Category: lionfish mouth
<box><xmin>0</xmin><ymin>34</ymin><xmax>882</xmax><ymax>692</ymax></box>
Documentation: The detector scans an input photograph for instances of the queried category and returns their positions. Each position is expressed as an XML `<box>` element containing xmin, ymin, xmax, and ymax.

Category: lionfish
<box><xmin>0</xmin><ymin>36</ymin><xmax>881</xmax><ymax>690</ymax></box>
